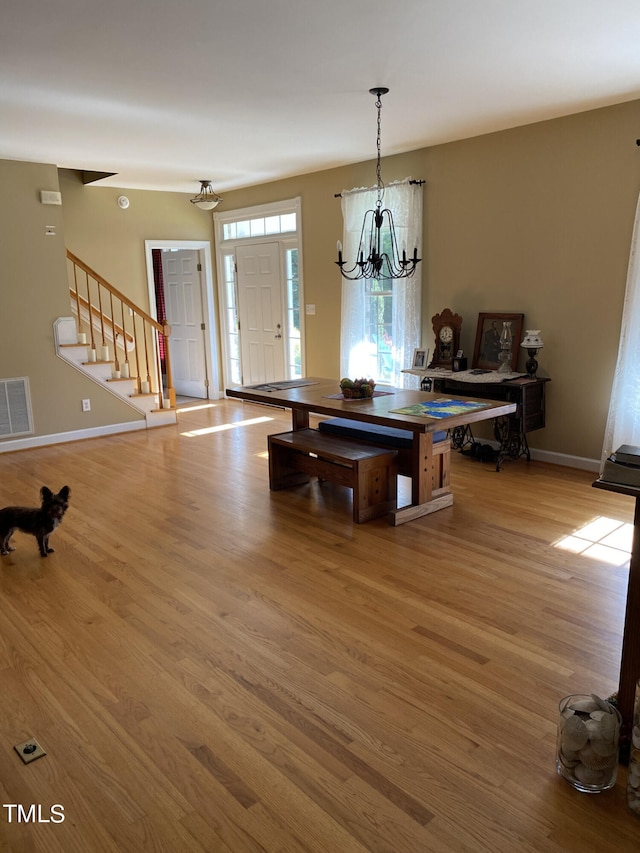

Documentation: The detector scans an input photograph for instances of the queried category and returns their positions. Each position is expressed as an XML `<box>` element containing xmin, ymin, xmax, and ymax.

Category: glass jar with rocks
<box><xmin>556</xmin><ymin>693</ymin><xmax>621</xmax><ymax>793</ymax></box>
<box><xmin>627</xmin><ymin>679</ymin><xmax>640</xmax><ymax>814</ymax></box>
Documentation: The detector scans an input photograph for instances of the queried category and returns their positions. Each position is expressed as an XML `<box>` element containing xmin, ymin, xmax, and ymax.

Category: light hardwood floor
<box><xmin>0</xmin><ymin>398</ymin><xmax>638</xmax><ymax>852</ymax></box>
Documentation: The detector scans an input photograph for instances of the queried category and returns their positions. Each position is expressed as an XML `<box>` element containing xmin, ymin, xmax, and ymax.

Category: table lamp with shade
<box><xmin>521</xmin><ymin>330</ymin><xmax>544</xmax><ymax>378</ymax></box>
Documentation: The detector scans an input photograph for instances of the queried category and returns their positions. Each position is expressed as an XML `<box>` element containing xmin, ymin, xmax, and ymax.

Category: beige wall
<box><xmin>59</xmin><ymin>170</ymin><xmax>213</xmax><ymax>312</ymax></box>
<box><xmin>421</xmin><ymin>102</ymin><xmax>640</xmax><ymax>457</ymax></box>
<box><xmin>218</xmin><ymin>101</ymin><xmax>640</xmax><ymax>461</ymax></box>
<box><xmin>0</xmin><ymin>162</ymin><xmax>224</xmax><ymax>446</ymax></box>
<box><xmin>0</xmin><ymin>160</ymin><xmax>141</xmax><ymax>442</ymax></box>
<box><xmin>4</xmin><ymin>98</ymin><xmax>640</xmax><ymax>460</ymax></box>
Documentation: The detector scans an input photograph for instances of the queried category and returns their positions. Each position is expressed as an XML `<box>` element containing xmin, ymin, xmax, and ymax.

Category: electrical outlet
<box><xmin>82</xmin><ymin>399</ymin><xmax>91</xmax><ymax>412</ymax></box>
<box><xmin>14</xmin><ymin>738</ymin><xmax>46</xmax><ymax>764</ymax></box>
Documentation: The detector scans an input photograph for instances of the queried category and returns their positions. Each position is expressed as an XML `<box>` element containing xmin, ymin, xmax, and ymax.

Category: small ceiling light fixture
<box><xmin>336</xmin><ymin>87</ymin><xmax>421</xmax><ymax>280</ymax></box>
<box><xmin>190</xmin><ymin>180</ymin><xmax>222</xmax><ymax>211</ymax></box>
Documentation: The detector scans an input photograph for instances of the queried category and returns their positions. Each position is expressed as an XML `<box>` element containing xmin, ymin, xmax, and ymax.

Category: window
<box><xmin>222</xmin><ymin>255</ymin><xmax>241</xmax><ymax>385</ymax></box>
<box><xmin>286</xmin><ymin>248</ymin><xmax>301</xmax><ymax>378</ymax></box>
<box><xmin>363</xmin><ymin>278</ymin><xmax>394</xmax><ymax>382</ymax></box>
<box><xmin>340</xmin><ymin>182</ymin><xmax>423</xmax><ymax>386</ymax></box>
<box><xmin>603</xmin><ymin>190</ymin><xmax>640</xmax><ymax>466</ymax></box>
<box><xmin>223</xmin><ymin>212</ymin><xmax>296</xmax><ymax>242</ymax></box>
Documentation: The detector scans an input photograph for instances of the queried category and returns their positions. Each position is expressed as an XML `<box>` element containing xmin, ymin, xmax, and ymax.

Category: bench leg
<box><xmin>353</xmin><ymin>456</ymin><xmax>398</xmax><ymax>523</ymax></box>
<box><xmin>268</xmin><ymin>440</ymin><xmax>311</xmax><ymax>490</ymax></box>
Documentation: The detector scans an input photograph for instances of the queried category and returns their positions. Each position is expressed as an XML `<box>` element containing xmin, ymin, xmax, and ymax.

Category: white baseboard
<box><xmin>528</xmin><ymin>447</ymin><xmax>600</xmax><ymax>472</ymax></box>
<box><xmin>0</xmin><ymin>421</ymin><xmax>602</xmax><ymax>472</ymax></box>
<box><xmin>477</xmin><ymin>437</ymin><xmax>600</xmax><ymax>472</ymax></box>
<box><xmin>0</xmin><ymin>420</ymin><xmax>148</xmax><ymax>454</ymax></box>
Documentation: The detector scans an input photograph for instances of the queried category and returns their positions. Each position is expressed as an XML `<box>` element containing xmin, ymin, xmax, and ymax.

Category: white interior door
<box><xmin>162</xmin><ymin>249</ymin><xmax>208</xmax><ymax>398</ymax></box>
<box><xmin>235</xmin><ymin>242</ymin><xmax>285</xmax><ymax>384</ymax></box>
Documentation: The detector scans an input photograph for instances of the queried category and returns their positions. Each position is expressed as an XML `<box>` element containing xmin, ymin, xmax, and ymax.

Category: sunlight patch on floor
<box><xmin>177</xmin><ymin>403</ymin><xmax>217</xmax><ymax>413</ymax></box>
<box><xmin>554</xmin><ymin>516</ymin><xmax>632</xmax><ymax>566</ymax></box>
<box><xmin>180</xmin><ymin>416</ymin><xmax>273</xmax><ymax>437</ymax></box>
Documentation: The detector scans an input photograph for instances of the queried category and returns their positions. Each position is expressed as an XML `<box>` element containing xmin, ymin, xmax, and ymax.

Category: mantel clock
<box><xmin>429</xmin><ymin>309</ymin><xmax>463</xmax><ymax>368</ymax></box>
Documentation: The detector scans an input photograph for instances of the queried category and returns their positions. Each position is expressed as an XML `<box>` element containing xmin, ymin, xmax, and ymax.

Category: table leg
<box><xmin>493</xmin><ymin>416</ymin><xmax>530</xmax><ymax>471</ymax></box>
<box><xmin>291</xmin><ymin>409</ymin><xmax>309</xmax><ymax>430</ymax></box>
<box><xmin>413</xmin><ymin>432</ymin><xmax>434</xmax><ymax>505</ymax></box>
<box><xmin>616</xmin><ymin>497</ymin><xmax>640</xmax><ymax>751</ymax></box>
<box><xmin>390</xmin><ymin>432</ymin><xmax>453</xmax><ymax>525</ymax></box>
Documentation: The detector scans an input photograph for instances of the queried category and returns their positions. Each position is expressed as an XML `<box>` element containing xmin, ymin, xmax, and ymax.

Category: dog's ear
<box><xmin>59</xmin><ymin>486</ymin><xmax>71</xmax><ymax>501</ymax></box>
<box><xmin>41</xmin><ymin>486</ymin><xmax>53</xmax><ymax>502</ymax></box>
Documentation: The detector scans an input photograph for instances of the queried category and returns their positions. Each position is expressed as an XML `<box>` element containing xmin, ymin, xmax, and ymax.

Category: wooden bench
<box><xmin>268</xmin><ymin>428</ymin><xmax>398</xmax><ymax>523</ymax></box>
<box><xmin>318</xmin><ymin>418</ymin><xmax>451</xmax><ymax>498</ymax></box>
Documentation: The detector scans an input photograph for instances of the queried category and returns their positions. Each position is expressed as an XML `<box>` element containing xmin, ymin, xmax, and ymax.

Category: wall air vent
<box><xmin>0</xmin><ymin>377</ymin><xmax>34</xmax><ymax>438</ymax></box>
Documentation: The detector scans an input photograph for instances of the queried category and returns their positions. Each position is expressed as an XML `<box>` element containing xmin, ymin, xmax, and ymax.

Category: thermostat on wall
<box><xmin>117</xmin><ymin>196</ymin><xmax>130</xmax><ymax>209</ymax></box>
<box><xmin>40</xmin><ymin>190</ymin><xmax>62</xmax><ymax>205</ymax></box>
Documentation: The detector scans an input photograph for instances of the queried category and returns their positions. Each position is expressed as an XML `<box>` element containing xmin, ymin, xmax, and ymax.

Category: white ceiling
<box><xmin>2</xmin><ymin>0</ymin><xmax>640</xmax><ymax>195</ymax></box>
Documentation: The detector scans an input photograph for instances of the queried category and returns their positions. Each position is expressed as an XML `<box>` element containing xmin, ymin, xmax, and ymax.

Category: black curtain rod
<box><xmin>334</xmin><ymin>178</ymin><xmax>425</xmax><ymax>198</ymax></box>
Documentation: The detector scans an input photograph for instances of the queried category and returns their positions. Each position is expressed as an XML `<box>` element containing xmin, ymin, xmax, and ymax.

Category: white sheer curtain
<box><xmin>339</xmin><ymin>180</ymin><xmax>422</xmax><ymax>388</ymax></box>
<box><xmin>602</xmin><ymin>191</ymin><xmax>640</xmax><ymax>468</ymax></box>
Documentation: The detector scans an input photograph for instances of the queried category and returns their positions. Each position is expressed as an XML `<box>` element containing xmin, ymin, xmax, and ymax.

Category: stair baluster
<box><xmin>67</xmin><ymin>250</ymin><xmax>175</xmax><ymax>410</ymax></box>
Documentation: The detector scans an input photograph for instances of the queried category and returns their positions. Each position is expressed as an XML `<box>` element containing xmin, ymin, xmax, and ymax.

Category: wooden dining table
<box><xmin>226</xmin><ymin>377</ymin><xmax>517</xmax><ymax>525</ymax></box>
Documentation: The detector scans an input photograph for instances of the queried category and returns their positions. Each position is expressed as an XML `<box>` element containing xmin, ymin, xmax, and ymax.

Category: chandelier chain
<box><xmin>375</xmin><ymin>92</ymin><xmax>383</xmax><ymax>209</ymax></box>
<box><xmin>335</xmin><ymin>86</ymin><xmax>421</xmax><ymax>280</ymax></box>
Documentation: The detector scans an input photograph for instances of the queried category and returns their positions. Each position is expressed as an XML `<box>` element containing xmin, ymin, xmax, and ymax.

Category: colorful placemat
<box><xmin>389</xmin><ymin>398</ymin><xmax>492</xmax><ymax>418</ymax></box>
<box><xmin>247</xmin><ymin>380</ymin><xmax>318</xmax><ymax>391</ymax></box>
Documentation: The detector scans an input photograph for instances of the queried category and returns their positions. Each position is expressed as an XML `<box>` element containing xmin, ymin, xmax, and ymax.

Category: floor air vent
<box><xmin>0</xmin><ymin>377</ymin><xmax>34</xmax><ymax>438</ymax></box>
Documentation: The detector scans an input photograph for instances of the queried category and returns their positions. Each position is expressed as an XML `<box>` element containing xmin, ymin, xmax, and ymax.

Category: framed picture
<box><xmin>472</xmin><ymin>313</ymin><xmax>524</xmax><ymax>371</ymax></box>
<box><xmin>412</xmin><ymin>348</ymin><xmax>428</xmax><ymax>370</ymax></box>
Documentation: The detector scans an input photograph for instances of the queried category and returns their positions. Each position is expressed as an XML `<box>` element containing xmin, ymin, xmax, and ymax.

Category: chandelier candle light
<box><xmin>336</xmin><ymin>88</ymin><xmax>421</xmax><ymax>280</ymax></box>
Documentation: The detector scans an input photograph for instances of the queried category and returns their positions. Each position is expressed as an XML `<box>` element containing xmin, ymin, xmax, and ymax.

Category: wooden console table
<box><xmin>592</xmin><ymin>478</ymin><xmax>640</xmax><ymax>750</ymax></box>
<box><xmin>408</xmin><ymin>371</ymin><xmax>550</xmax><ymax>470</ymax></box>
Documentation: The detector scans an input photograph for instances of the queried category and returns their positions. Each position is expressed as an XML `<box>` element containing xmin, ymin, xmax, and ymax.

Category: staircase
<box><xmin>54</xmin><ymin>251</ymin><xmax>177</xmax><ymax>428</ymax></box>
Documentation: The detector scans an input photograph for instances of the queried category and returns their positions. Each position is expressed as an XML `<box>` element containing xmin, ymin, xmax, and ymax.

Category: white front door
<box><xmin>162</xmin><ymin>249</ymin><xmax>208</xmax><ymax>398</ymax></box>
<box><xmin>235</xmin><ymin>242</ymin><xmax>285</xmax><ymax>384</ymax></box>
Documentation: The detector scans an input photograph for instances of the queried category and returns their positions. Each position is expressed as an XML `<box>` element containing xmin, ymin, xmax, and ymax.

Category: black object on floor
<box><xmin>461</xmin><ymin>442</ymin><xmax>499</xmax><ymax>463</ymax></box>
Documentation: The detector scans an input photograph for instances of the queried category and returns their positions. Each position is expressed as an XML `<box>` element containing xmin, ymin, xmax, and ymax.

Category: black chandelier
<box><xmin>336</xmin><ymin>87</ymin><xmax>421</xmax><ymax>280</ymax></box>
